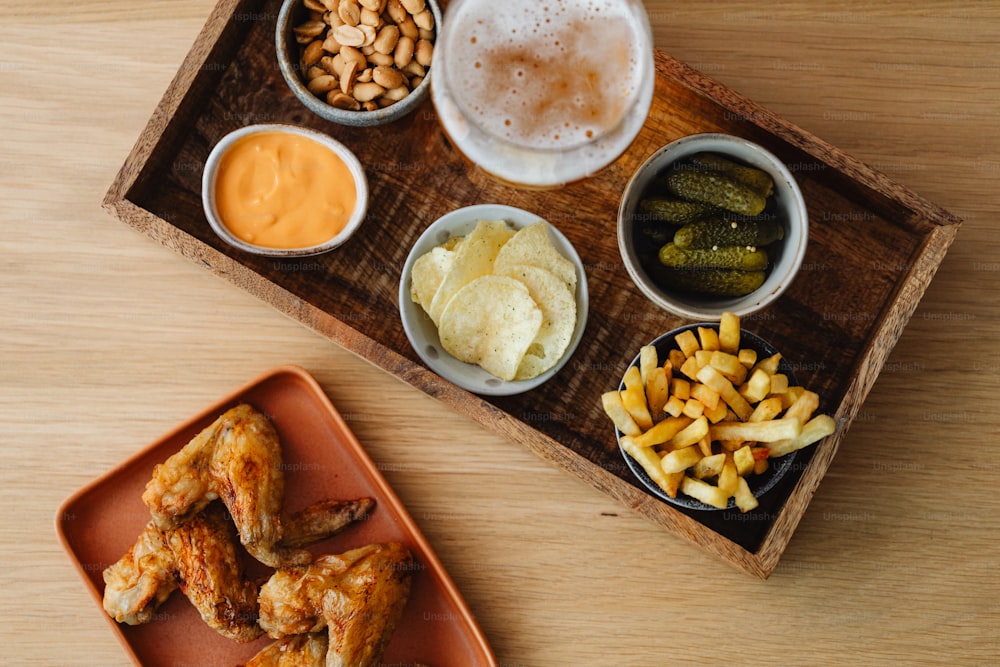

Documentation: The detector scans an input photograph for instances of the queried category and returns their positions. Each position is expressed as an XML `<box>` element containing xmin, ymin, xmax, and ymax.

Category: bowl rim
<box><xmin>617</xmin><ymin>132</ymin><xmax>809</xmax><ymax>321</ymax></box>
<box><xmin>616</xmin><ymin>322</ymin><xmax>799</xmax><ymax>511</ymax></box>
<box><xmin>201</xmin><ymin>123</ymin><xmax>369</xmax><ymax>257</ymax></box>
<box><xmin>398</xmin><ymin>204</ymin><xmax>589</xmax><ymax>397</ymax></box>
<box><xmin>275</xmin><ymin>0</ymin><xmax>441</xmax><ymax>127</ymax></box>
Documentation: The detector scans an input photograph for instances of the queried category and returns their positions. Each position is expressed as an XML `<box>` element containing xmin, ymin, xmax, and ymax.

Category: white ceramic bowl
<box><xmin>618</xmin><ymin>133</ymin><xmax>808</xmax><ymax>320</ymax></box>
<box><xmin>202</xmin><ymin>124</ymin><xmax>368</xmax><ymax>257</ymax></box>
<box><xmin>276</xmin><ymin>0</ymin><xmax>441</xmax><ymax>127</ymax></box>
<box><xmin>399</xmin><ymin>204</ymin><xmax>589</xmax><ymax>396</ymax></box>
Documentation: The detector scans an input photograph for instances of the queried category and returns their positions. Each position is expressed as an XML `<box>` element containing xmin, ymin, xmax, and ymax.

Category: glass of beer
<box><xmin>431</xmin><ymin>0</ymin><xmax>655</xmax><ymax>189</ymax></box>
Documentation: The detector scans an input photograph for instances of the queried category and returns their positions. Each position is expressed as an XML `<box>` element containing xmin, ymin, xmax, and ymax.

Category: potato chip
<box><xmin>427</xmin><ymin>220</ymin><xmax>515</xmax><ymax>325</ymax></box>
<box><xmin>493</xmin><ymin>221</ymin><xmax>577</xmax><ymax>293</ymax></box>
<box><xmin>409</xmin><ymin>245</ymin><xmax>455</xmax><ymax>312</ymax></box>
<box><xmin>495</xmin><ymin>264</ymin><xmax>577</xmax><ymax>380</ymax></box>
<box><xmin>438</xmin><ymin>275</ymin><xmax>542</xmax><ymax>382</ymax></box>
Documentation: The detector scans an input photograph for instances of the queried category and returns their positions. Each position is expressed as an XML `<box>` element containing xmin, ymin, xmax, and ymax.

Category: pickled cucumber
<box><xmin>638</xmin><ymin>197</ymin><xmax>718</xmax><ymax>225</ymax></box>
<box><xmin>690</xmin><ymin>152</ymin><xmax>774</xmax><ymax>197</ymax></box>
<box><xmin>666</xmin><ymin>169</ymin><xmax>767</xmax><ymax>216</ymax></box>
<box><xmin>673</xmin><ymin>217</ymin><xmax>784</xmax><ymax>250</ymax></box>
<box><xmin>658</xmin><ymin>242</ymin><xmax>769</xmax><ymax>272</ymax></box>
<box><xmin>663</xmin><ymin>267</ymin><xmax>766</xmax><ymax>297</ymax></box>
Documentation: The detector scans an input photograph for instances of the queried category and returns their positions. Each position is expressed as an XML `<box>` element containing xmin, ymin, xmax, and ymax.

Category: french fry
<box><xmin>668</xmin><ymin>348</ymin><xmax>686</xmax><ymax>372</ymax></box>
<box><xmin>784</xmin><ymin>389</ymin><xmax>820</xmax><ymax>425</ymax></box>
<box><xmin>645</xmin><ymin>366</ymin><xmax>670</xmax><ymax>417</ymax></box>
<box><xmin>710</xmin><ymin>417</ymin><xmax>802</xmax><ymax>443</ymax></box>
<box><xmin>696</xmin><ymin>365</ymin><xmax>753</xmax><ymax>421</ymax></box>
<box><xmin>767</xmin><ymin>414</ymin><xmax>836</xmax><ymax>458</ymax></box>
<box><xmin>664</xmin><ymin>395</ymin><xmax>686</xmax><ymax>418</ymax></box>
<box><xmin>670</xmin><ymin>377</ymin><xmax>690</xmax><ymax>400</ymax></box>
<box><xmin>752</xmin><ymin>352</ymin><xmax>782</xmax><ymax>377</ymax></box>
<box><xmin>661</xmin><ymin>445</ymin><xmax>703</xmax><ymax>474</ymax></box>
<box><xmin>709</xmin><ymin>350</ymin><xmax>747</xmax><ymax>385</ymax></box>
<box><xmin>740</xmin><ymin>368</ymin><xmax>772</xmax><ymax>404</ymax></box>
<box><xmin>621</xmin><ymin>365</ymin><xmax>653</xmax><ymax>431</ymax></box>
<box><xmin>690</xmin><ymin>382</ymin><xmax>720</xmax><ymax>411</ymax></box>
<box><xmin>682</xmin><ymin>398</ymin><xmax>705</xmax><ymax>419</ymax></box>
<box><xmin>717</xmin><ymin>457</ymin><xmax>739</xmax><ymax>496</ymax></box>
<box><xmin>675</xmin><ymin>329</ymin><xmax>700</xmax><ymax>358</ymax></box>
<box><xmin>738</xmin><ymin>347</ymin><xmax>757</xmax><ymax>369</ymax></box>
<box><xmin>768</xmin><ymin>373</ymin><xmax>789</xmax><ymax>395</ymax></box>
<box><xmin>733</xmin><ymin>476</ymin><xmax>759</xmax><ymax>512</ymax></box>
<box><xmin>632</xmin><ymin>415</ymin><xmax>692</xmax><ymax>448</ymax></box>
<box><xmin>698</xmin><ymin>326</ymin><xmax>720</xmax><ymax>351</ymax></box>
<box><xmin>733</xmin><ymin>445</ymin><xmax>755</xmax><ymax>476</ymax></box>
<box><xmin>696</xmin><ymin>433</ymin><xmax>713</xmax><ymax>458</ymax></box>
<box><xmin>718</xmin><ymin>312</ymin><xmax>740</xmax><ymax>354</ymax></box>
<box><xmin>748</xmin><ymin>396</ymin><xmax>784</xmax><ymax>423</ymax></box>
<box><xmin>601</xmin><ymin>391</ymin><xmax>641</xmax><ymax>436</ymax></box>
<box><xmin>620</xmin><ymin>436</ymin><xmax>677</xmax><ymax>495</ymax></box>
<box><xmin>680</xmin><ymin>355</ymin><xmax>702</xmax><ymax>382</ymax></box>
<box><xmin>681</xmin><ymin>476</ymin><xmax>729</xmax><ymax>509</ymax></box>
<box><xmin>638</xmin><ymin>345</ymin><xmax>658</xmax><ymax>385</ymax></box>
<box><xmin>704</xmin><ymin>398</ymin><xmax>729</xmax><ymax>424</ymax></box>
<box><xmin>671</xmin><ymin>416</ymin><xmax>710</xmax><ymax>449</ymax></box>
<box><xmin>693</xmin><ymin>452</ymin><xmax>726</xmax><ymax>479</ymax></box>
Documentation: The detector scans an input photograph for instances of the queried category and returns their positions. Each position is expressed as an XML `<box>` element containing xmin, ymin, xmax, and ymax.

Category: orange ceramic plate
<box><xmin>56</xmin><ymin>365</ymin><xmax>497</xmax><ymax>667</ymax></box>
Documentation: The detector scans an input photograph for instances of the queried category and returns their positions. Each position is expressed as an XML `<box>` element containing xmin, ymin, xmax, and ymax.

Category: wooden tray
<box><xmin>103</xmin><ymin>0</ymin><xmax>961</xmax><ymax>578</ymax></box>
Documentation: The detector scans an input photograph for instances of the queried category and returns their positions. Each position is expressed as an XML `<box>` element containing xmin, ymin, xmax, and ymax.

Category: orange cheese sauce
<box><xmin>213</xmin><ymin>130</ymin><xmax>357</xmax><ymax>249</ymax></box>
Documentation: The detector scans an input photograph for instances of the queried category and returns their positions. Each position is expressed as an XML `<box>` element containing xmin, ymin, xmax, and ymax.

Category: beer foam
<box><xmin>444</xmin><ymin>0</ymin><xmax>648</xmax><ymax>150</ymax></box>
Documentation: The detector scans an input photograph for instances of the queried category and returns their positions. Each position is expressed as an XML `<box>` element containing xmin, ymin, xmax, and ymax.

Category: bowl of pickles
<box><xmin>617</xmin><ymin>133</ymin><xmax>808</xmax><ymax>320</ymax></box>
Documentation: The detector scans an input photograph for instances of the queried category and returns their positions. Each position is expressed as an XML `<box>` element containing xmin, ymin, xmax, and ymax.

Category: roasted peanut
<box><xmin>307</xmin><ymin>74</ymin><xmax>339</xmax><ymax>94</ymax></box>
<box><xmin>358</xmin><ymin>0</ymin><xmax>385</xmax><ymax>10</ymax></box>
<box><xmin>360</xmin><ymin>8</ymin><xmax>381</xmax><ymax>26</ymax></box>
<box><xmin>333</xmin><ymin>24</ymin><xmax>365</xmax><ymax>46</ymax></box>
<box><xmin>382</xmin><ymin>85</ymin><xmax>410</xmax><ymax>102</ymax></box>
<box><xmin>302</xmin><ymin>39</ymin><xmax>325</xmax><ymax>66</ymax></box>
<box><xmin>413</xmin><ymin>8</ymin><xmax>434</xmax><ymax>31</ymax></box>
<box><xmin>385</xmin><ymin>0</ymin><xmax>407</xmax><ymax>23</ymax></box>
<box><xmin>372</xmin><ymin>25</ymin><xmax>400</xmax><ymax>54</ymax></box>
<box><xmin>397</xmin><ymin>16</ymin><xmax>418</xmax><ymax>40</ymax></box>
<box><xmin>352</xmin><ymin>81</ymin><xmax>386</xmax><ymax>102</ymax></box>
<box><xmin>294</xmin><ymin>20</ymin><xmax>327</xmax><ymax>43</ymax></box>
<box><xmin>414</xmin><ymin>38</ymin><xmax>433</xmax><ymax>66</ymax></box>
<box><xmin>399</xmin><ymin>0</ymin><xmax>424</xmax><ymax>14</ymax></box>
<box><xmin>303</xmin><ymin>0</ymin><xmax>327</xmax><ymax>11</ymax></box>
<box><xmin>340</xmin><ymin>59</ymin><xmax>359</xmax><ymax>94</ymax></box>
<box><xmin>337</xmin><ymin>0</ymin><xmax>361</xmax><ymax>26</ymax></box>
<box><xmin>393</xmin><ymin>35</ymin><xmax>414</xmax><ymax>68</ymax></box>
<box><xmin>356</xmin><ymin>67</ymin><xmax>373</xmax><ymax>83</ymax></box>
<box><xmin>368</xmin><ymin>51</ymin><xmax>395</xmax><ymax>67</ymax></box>
<box><xmin>372</xmin><ymin>64</ymin><xmax>405</xmax><ymax>88</ymax></box>
<box><xmin>340</xmin><ymin>45</ymin><xmax>367</xmax><ymax>69</ymax></box>
<box><xmin>327</xmin><ymin>91</ymin><xmax>361</xmax><ymax>110</ymax></box>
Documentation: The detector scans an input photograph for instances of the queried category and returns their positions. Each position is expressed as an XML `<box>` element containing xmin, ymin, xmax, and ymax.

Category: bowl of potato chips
<box><xmin>601</xmin><ymin>312</ymin><xmax>836</xmax><ymax>511</ymax></box>
<box><xmin>399</xmin><ymin>205</ymin><xmax>588</xmax><ymax>396</ymax></box>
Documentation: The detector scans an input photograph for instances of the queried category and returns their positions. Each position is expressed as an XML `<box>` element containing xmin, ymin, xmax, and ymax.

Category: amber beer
<box><xmin>431</xmin><ymin>0</ymin><xmax>654</xmax><ymax>189</ymax></box>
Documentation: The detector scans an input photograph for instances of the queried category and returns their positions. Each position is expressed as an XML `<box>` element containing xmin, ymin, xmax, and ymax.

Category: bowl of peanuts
<box><xmin>276</xmin><ymin>0</ymin><xmax>439</xmax><ymax>126</ymax></box>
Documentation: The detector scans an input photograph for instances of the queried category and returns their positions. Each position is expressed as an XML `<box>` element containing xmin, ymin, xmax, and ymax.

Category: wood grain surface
<box><xmin>3</xmin><ymin>0</ymin><xmax>999</xmax><ymax>664</ymax></box>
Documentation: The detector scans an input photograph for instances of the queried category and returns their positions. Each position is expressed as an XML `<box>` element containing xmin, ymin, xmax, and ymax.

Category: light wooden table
<box><xmin>2</xmin><ymin>1</ymin><xmax>998</xmax><ymax>665</ymax></box>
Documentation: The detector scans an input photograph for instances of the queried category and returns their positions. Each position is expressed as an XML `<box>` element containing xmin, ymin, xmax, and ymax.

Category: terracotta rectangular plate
<box><xmin>56</xmin><ymin>365</ymin><xmax>497</xmax><ymax>666</ymax></box>
<box><xmin>102</xmin><ymin>0</ymin><xmax>960</xmax><ymax>578</ymax></box>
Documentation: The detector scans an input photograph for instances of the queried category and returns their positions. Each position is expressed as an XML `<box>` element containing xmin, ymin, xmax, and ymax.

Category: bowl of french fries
<box><xmin>601</xmin><ymin>312</ymin><xmax>836</xmax><ymax>512</ymax></box>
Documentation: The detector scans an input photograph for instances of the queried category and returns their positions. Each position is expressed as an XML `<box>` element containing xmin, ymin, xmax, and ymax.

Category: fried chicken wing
<box><xmin>166</xmin><ymin>503</ymin><xmax>263</xmax><ymax>643</ymax></box>
<box><xmin>103</xmin><ymin>497</ymin><xmax>375</xmax><ymax>637</ymax></box>
<box><xmin>142</xmin><ymin>404</ymin><xmax>308</xmax><ymax>567</ymax></box>
<box><xmin>239</xmin><ymin>633</ymin><xmax>329</xmax><ymax>667</ymax></box>
<box><xmin>258</xmin><ymin>543</ymin><xmax>414</xmax><ymax>667</ymax></box>
<box><xmin>102</xmin><ymin>520</ymin><xmax>178</xmax><ymax>625</ymax></box>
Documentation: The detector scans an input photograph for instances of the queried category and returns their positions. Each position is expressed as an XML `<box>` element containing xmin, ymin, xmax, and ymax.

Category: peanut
<box><xmin>340</xmin><ymin>60</ymin><xmax>358</xmax><ymax>94</ymax></box>
<box><xmin>352</xmin><ymin>81</ymin><xmax>386</xmax><ymax>102</ymax></box>
<box><xmin>399</xmin><ymin>0</ymin><xmax>424</xmax><ymax>14</ymax></box>
<box><xmin>307</xmin><ymin>74</ymin><xmax>339</xmax><ymax>94</ymax></box>
<box><xmin>327</xmin><ymin>91</ymin><xmax>361</xmax><ymax>110</ymax></box>
<box><xmin>333</xmin><ymin>24</ymin><xmax>365</xmax><ymax>47</ymax></box>
<box><xmin>393</xmin><ymin>36</ymin><xmax>414</xmax><ymax>68</ymax></box>
<box><xmin>414</xmin><ymin>39</ymin><xmax>433</xmax><ymax>66</ymax></box>
<box><xmin>337</xmin><ymin>0</ymin><xmax>361</xmax><ymax>26</ymax></box>
<box><xmin>372</xmin><ymin>65</ymin><xmax>405</xmax><ymax>88</ymax></box>
<box><xmin>372</xmin><ymin>25</ymin><xmax>400</xmax><ymax>55</ymax></box>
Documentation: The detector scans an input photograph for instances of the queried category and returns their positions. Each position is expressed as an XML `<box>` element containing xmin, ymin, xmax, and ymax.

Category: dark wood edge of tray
<box><xmin>102</xmin><ymin>0</ymin><xmax>962</xmax><ymax>579</ymax></box>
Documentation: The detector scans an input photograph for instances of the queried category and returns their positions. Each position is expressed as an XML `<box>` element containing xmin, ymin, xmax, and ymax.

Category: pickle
<box><xmin>690</xmin><ymin>152</ymin><xmax>775</xmax><ymax>197</ymax></box>
<box><xmin>658</xmin><ymin>242</ymin><xmax>769</xmax><ymax>272</ymax></box>
<box><xmin>662</xmin><ymin>267</ymin><xmax>766</xmax><ymax>297</ymax></box>
<box><xmin>673</xmin><ymin>217</ymin><xmax>784</xmax><ymax>250</ymax></box>
<box><xmin>666</xmin><ymin>169</ymin><xmax>768</xmax><ymax>216</ymax></box>
<box><xmin>638</xmin><ymin>196</ymin><xmax>718</xmax><ymax>225</ymax></box>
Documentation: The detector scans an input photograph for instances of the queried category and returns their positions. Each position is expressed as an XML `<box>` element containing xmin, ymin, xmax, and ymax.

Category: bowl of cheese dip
<box><xmin>202</xmin><ymin>124</ymin><xmax>368</xmax><ymax>256</ymax></box>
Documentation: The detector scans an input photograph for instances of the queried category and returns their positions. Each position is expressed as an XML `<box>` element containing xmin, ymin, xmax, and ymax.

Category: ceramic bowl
<box><xmin>399</xmin><ymin>204</ymin><xmax>588</xmax><ymax>396</ymax></box>
<box><xmin>275</xmin><ymin>0</ymin><xmax>441</xmax><ymax>127</ymax></box>
<box><xmin>616</xmin><ymin>322</ymin><xmax>799</xmax><ymax>511</ymax></box>
<box><xmin>201</xmin><ymin>123</ymin><xmax>368</xmax><ymax>257</ymax></box>
<box><xmin>618</xmin><ymin>133</ymin><xmax>808</xmax><ymax>321</ymax></box>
